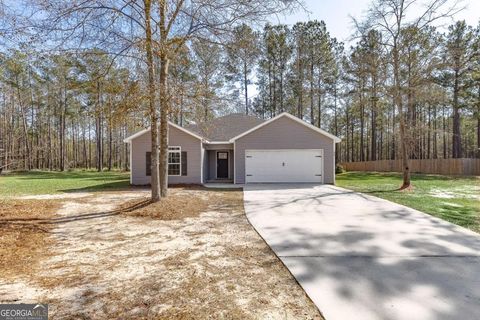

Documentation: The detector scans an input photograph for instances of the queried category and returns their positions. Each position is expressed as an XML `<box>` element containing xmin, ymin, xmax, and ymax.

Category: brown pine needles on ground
<box><xmin>0</xmin><ymin>199</ymin><xmax>60</xmax><ymax>279</ymax></box>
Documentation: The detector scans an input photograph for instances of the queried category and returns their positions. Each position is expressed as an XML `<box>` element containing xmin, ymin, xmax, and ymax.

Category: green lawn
<box><xmin>0</xmin><ymin>170</ymin><xmax>130</xmax><ymax>197</ymax></box>
<box><xmin>2</xmin><ymin>170</ymin><xmax>479</xmax><ymax>233</ymax></box>
<box><xmin>336</xmin><ymin>172</ymin><xmax>480</xmax><ymax>233</ymax></box>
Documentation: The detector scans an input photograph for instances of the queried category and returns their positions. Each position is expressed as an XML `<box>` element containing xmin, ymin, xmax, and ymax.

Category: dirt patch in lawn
<box><xmin>0</xmin><ymin>199</ymin><xmax>60</xmax><ymax>279</ymax></box>
<box><xmin>0</xmin><ymin>188</ymin><xmax>322</xmax><ymax>319</ymax></box>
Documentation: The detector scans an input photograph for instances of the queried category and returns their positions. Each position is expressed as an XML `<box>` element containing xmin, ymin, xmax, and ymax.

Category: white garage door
<box><xmin>245</xmin><ymin>149</ymin><xmax>323</xmax><ymax>183</ymax></box>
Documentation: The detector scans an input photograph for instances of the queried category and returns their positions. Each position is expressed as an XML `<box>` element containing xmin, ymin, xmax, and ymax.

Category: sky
<box><xmin>271</xmin><ymin>0</ymin><xmax>480</xmax><ymax>45</ymax></box>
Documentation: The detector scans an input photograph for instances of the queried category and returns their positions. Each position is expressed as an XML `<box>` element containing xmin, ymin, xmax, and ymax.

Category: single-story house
<box><xmin>124</xmin><ymin>112</ymin><xmax>341</xmax><ymax>185</ymax></box>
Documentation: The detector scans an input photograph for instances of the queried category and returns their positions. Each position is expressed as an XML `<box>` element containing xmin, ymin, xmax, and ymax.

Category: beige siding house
<box><xmin>124</xmin><ymin>112</ymin><xmax>341</xmax><ymax>185</ymax></box>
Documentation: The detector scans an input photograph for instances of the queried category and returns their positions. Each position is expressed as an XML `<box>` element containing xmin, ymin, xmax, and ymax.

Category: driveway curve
<box><xmin>244</xmin><ymin>184</ymin><xmax>480</xmax><ymax>320</ymax></box>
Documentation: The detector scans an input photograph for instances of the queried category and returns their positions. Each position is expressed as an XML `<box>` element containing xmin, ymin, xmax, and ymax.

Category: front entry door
<box><xmin>217</xmin><ymin>152</ymin><xmax>229</xmax><ymax>179</ymax></box>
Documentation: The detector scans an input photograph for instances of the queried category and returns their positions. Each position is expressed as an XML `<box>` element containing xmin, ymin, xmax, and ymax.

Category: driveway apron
<box><xmin>244</xmin><ymin>184</ymin><xmax>480</xmax><ymax>320</ymax></box>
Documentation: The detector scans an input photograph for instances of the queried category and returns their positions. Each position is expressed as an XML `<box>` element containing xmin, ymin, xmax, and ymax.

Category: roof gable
<box><xmin>185</xmin><ymin>113</ymin><xmax>264</xmax><ymax>141</ymax></box>
<box><xmin>123</xmin><ymin>121</ymin><xmax>204</xmax><ymax>143</ymax></box>
<box><xmin>229</xmin><ymin>112</ymin><xmax>341</xmax><ymax>143</ymax></box>
<box><xmin>124</xmin><ymin>112</ymin><xmax>341</xmax><ymax>144</ymax></box>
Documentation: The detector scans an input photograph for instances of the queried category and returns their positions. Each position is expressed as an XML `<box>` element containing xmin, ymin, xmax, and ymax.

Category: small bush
<box><xmin>335</xmin><ymin>164</ymin><xmax>346</xmax><ymax>174</ymax></box>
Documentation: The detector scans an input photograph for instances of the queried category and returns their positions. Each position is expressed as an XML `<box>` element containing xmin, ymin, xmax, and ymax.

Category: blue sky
<box><xmin>272</xmin><ymin>0</ymin><xmax>480</xmax><ymax>44</ymax></box>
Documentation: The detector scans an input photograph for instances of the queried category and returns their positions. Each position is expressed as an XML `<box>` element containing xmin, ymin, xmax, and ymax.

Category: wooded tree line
<box><xmin>0</xmin><ymin>0</ymin><xmax>479</xmax><ymax>191</ymax></box>
<box><xmin>0</xmin><ymin>51</ymin><xmax>143</xmax><ymax>172</ymax></box>
<box><xmin>0</xmin><ymin>46</ymin><xmax>226</xmax><ymax>172</ymax></box>
<box><xmin>0</xmin><ymin>31</ymin><xmax>266</xmax><ymax>172</ymax></box>
<box><xmin>250</xmin><ymin>20</ymin><xmax>480</xmax><ymax>163</ymax></box>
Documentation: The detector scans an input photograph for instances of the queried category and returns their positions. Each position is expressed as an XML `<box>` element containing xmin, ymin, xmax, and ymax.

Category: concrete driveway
<box><xmin>244</xmin><ymin>184</ymin><xmax>480</xmax><ymax>320</ymax></box>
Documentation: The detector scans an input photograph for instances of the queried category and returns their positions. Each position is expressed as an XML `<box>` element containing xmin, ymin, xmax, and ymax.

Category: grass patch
<box><xmin>336</xmin><ymin>172</ymin><xmax>480</xmax><ymax>233</ymax></box>
<box><xmin>0</xmin><ymin>170</ymin><xmax>130</xmax><ymax>196</ymax></box>
<box><xmin>0</xmin><ymin>199</ymin><xmax>60</xmax><ymax>279</ymax></box>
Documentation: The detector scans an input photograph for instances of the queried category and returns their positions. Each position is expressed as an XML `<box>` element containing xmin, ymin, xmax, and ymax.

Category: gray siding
<box><xmin>130</xmin><ymin>125</ymin><xmax>202</xmax><ymax>185</ymax></box>
<box><xmin>229</xmin><ymin>150</ymin><xmax>234</xmax><ymax>179</ymax></box>
<box><xmin>208</xmin><ymin>151</ymin><xmax>216</xmax><ymax>180</ymax></box>
<box><xmin>204</xmin><ymin>143</ymin><xmax>233</xmax><ymax>150</ymax></box>
<box><xmin>201</xmin><ymin>147</ymin><xmax>207</xmax><ymax>183</ymax></box>
<box><xmin>234</xmin><ymin>116</ymin><xmax>336</xmax><ymax>184</ymax></box>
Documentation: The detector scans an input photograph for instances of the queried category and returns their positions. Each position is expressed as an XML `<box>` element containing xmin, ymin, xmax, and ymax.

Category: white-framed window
<box><xmin>168</xmin><ymin>146</ymin><xmax>181</xmax><ymax>176</ymax></box>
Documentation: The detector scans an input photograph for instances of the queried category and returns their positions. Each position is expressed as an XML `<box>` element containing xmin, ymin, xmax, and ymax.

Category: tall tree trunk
<box><xmin>158</xmin><ymin>0</ymin><xmax>170</xmax><ymax>198</ymax></box>
<box><xmin>243</xmin><ymin>60</ymin><xmax>249</xmax><ymax>115</ymax></box>
<box><xmin>144</xmin><ymin>0</ymin><xmax>160</xmax><ymax>202</ymax></box>
<box><xmin>124</xmin><ymin>125</ymin><xmax>129</xmax><ymax>171</ymax></box>
<box><xmin>477</xmin><ymin>85</ymin><xmax>480</xmax><ymax>158</ymax></box>
<box><xmin>16</xmin><ymin>79</ymin><xmax>31</xmax><ymax>170</ymax></box>
<box><xmin>272</xmin><ymin>67</ymin><xmax>277</xmax><ymax>116</ymax></box>
<box><xmin>296</xmin><ymin>46</ymin><xmax>304</xmax><ymax>119</ymax></box>
<box><xmin>427</xmin><ymin>104</ymin><xmax>431</xmax><ymax>159</ymax></box>
<box><xmin>433</xmin><ymin>104</ymin><xmax>438</xmax><ymax>159</ymax></box>
<box><xmin>443</xmin><ymin>104</ymin><xmax>447</xmax><ymax>159</ymax></box>
<box><xmin>309</xmin><ymin>61</ymin><xmax>314</xmax><ymax>124</ymax></box>
<box><xmin>82</xmin><ymin>125</ymin><xmax>87</xmax><ymax>168</ymax></box>
<box><xmin>47</xmin><ymin>107</ymin><xmax>52</xmax><ymax>170</ymax></box>
<box><xmin>279</xmin><ymin>71</ymin><xmax>284</xmax><ymax>112</ymax></box>
<box><xmin>370</xmin><ymin>109</ymin><xmax>377</xmax><ymax>161</ymax></box>
<box><xmin>19</xmin><ymin>102</ymin><xmax>31</xmax><ymax>170</ymax></box>
<box><xmin>108</xmin><ymin>100</ymin><xmax>113</xmax><ymax>171</ymax></box>
<box><xmin>360</xmin><ymin>91</ymin><xmax>365</xmax><ymax>162</ymax></box>
<box><xmin>88</xmin><ymin>121</ymin><xmax>92</xmax><ymax>169</ymax></box>
<box><xmin>371</xmin><ymin>80</ymin><xmax>377</xmax><ymax>161</ymax></box>
<box><xmin>452</xmin><ymin>69</ymin><xmax>462</xmax><ymax>158</ymax></box>
<box><xmin>390</xmin><ymin>96</ymin><xmax>396</xmax><ymax>160</ymax></box>
<box><xmin>268</xmin><ymin>61</ymin><xmax>273</xmax><ymax>117</ymax></box>
<box><xmin>393</xmin><ymin>45</ymin><xmax>410</xmax><ymax>188</ymax></box>
<box><xmin>351</xmin><ymin>115</ymin><xmax>354</xmax><ymax>161</ymax></box>
<box><xmin>96</xmin><ymin>113</ymin><xmax>103</xmax><ymax>171</ymax></box>
<box><xmin>317</xmin><ymin>83</ymin><xmax>322</xmax><ymax>128</ymax></box>
<box><xmin>333</xmin><ymin>84</ymin><xmax>338</xmax><ymax>163</ymax></box>
<box><xmin>345</xmin><ymin>106</ymin><xmax>350</xmax><ymax>162</ymax></box>
<box><xmin>96</xmin><ymin>81</ymin><xmax>103</xmax><ymax>172</ymax></box>
<box><xmin>159</xmin><ymin>56</ymin><xmax>170</xmax><ymax>198</ymax></box>
<box><xmin>477</xmin><ymin>109</ymin><xmax>480</xmax><ymax>158</ymax></box>
<box><xmin>108</xmin><ymin>123</ymin><xmax>113</xmax><ymax>171</ymax></box>
<box><xmin>60</xmin><ymin>83</ymin><xmax>67</xmax><ymax>171</ymax></box>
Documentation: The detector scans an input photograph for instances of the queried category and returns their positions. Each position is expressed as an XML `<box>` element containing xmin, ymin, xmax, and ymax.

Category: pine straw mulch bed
<box><xmin>0</xmin><ymin>199</ymin><xmax>60</xmax><ymax>279</ymax></box>
<box><xmin>119</xmin><ymin>186</ymin><xmax>243</xmax><ymax>220</ymax></box>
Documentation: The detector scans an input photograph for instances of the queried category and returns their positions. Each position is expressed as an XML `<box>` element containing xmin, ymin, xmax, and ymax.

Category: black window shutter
<box><xmin>181</xmin><ymin>151</ymin><xmax>187</xmax><ymax>176</ymax></box>
<box><xmin>146</xmin><ymin>152</ymin><xmax>151</xmax><ymax>176</ymax></box>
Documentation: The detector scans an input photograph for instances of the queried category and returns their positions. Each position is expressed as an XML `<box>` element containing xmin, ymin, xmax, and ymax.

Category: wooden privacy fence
<box><xmin>341</xmin><ymin>158</ymin><xmax>480</xmax><ymax>176</ymax></box>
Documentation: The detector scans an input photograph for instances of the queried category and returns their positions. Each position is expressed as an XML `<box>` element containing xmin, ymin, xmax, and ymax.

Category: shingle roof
<box><xmin>185</xmin><ymin>113</ymin><xmax>264</xmax><ymax>141</ymax></box>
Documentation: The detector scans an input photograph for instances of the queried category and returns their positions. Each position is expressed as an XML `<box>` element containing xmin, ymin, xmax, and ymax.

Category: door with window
<box><xmin>216</xmin><ymin>151</ymin><xmax>229</xmax><ymax>179</ymax></box>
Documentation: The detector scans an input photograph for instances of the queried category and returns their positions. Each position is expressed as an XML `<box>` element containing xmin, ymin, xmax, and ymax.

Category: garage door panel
<box><xmin>245</xmin><ymin>149</ymin><xmax>323</xmax><ymax>183</ymax></box>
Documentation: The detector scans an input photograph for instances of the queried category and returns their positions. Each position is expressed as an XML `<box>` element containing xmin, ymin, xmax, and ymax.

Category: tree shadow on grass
<box><xmin>60</xmin><ymin>183</ymin><xmax>243</xmax><ymax>194</ymax></box>
<box><xmin>58</xmin><ymin>180</ymin><xmax>133</xmax><ymax>193</ymax></box>
<box><xmin>0</xmin><ymin>198</ymin><xmax>152</xmax><ymax>228</ymax></box>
